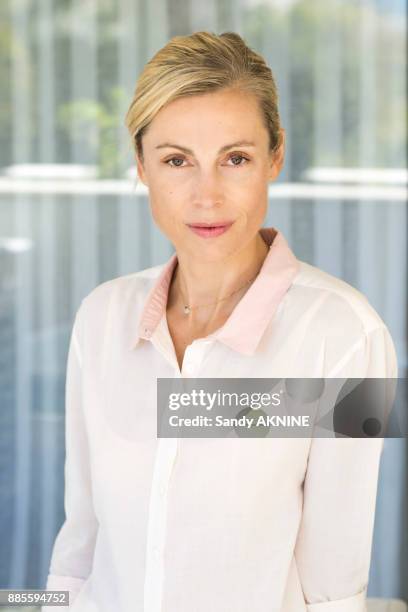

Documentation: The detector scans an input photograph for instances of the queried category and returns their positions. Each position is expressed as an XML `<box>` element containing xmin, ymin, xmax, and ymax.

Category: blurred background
<box><xmin>0</xmin><ymin>0</ymin><xmax>407</xmax><ymax>604</ymax></box>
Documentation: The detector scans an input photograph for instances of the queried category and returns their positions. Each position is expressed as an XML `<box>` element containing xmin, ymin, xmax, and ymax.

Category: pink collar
<box><xmin>132</xmin><ymin>227</ymin><xmax>300</xmax><ymax>355</ymax></box>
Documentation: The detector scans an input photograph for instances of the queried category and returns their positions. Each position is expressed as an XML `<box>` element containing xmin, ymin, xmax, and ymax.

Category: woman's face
<box><xmin>136</xmin><ymin>88</ymin><xmax>285</xmax><ymax>262</ymax></box>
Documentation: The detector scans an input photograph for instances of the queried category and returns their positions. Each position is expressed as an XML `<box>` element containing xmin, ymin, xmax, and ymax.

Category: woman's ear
<box><xmin>136</xmin><ymin>153</ymin><xmax>148</xmax><ymax>186</ymax></box>
<box><xmin>269</xmin><ymin>128</ymin><xmax>285</xmax><ymax>182</ymax></box>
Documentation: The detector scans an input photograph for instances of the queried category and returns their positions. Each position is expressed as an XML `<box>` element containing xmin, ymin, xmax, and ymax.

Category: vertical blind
<box><xmin>0</xmin><ymin>0</ymin><xmax>406</xmax><ymax>601</ymax></box>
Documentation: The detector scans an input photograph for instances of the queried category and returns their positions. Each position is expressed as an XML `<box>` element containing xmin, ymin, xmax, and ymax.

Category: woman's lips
<box><xmin>186</xmin><ymin>222</ymin><xmax>234</xmax><ymax>238</ymax></box>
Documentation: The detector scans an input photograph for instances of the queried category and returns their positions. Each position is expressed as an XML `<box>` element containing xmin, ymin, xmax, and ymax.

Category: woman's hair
<box><xmin>125</xmin><ymin>31</ymin><xmax>283</xmax><ymax>165</ymax></box>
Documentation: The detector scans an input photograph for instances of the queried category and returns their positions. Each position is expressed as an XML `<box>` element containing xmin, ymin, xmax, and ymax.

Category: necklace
<box><xmin>178</xmin><ymin>273</ymin><xmax>258</xmax><ymax>315</ymax></box>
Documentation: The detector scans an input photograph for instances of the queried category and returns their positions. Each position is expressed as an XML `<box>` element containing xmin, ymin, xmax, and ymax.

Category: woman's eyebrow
<box><xmin>155</xmin><ymin>140</ymin><xmax>256</xmax><ymax>154</ymax></box>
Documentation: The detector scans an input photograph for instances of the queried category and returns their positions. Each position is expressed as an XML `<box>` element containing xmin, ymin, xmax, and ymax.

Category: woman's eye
<box><xmin>228</xmin><ymin>153</ymin><xmax>250</xmax><ymax>166</ymax></box>
<box><xmin>165</xmin><ymin>157</ymin><xmax>186</xmax><ymax>168</ymax></box>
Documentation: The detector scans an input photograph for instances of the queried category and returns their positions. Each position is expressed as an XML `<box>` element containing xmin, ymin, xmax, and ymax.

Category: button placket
<box><xmin>181</xmin><ymin>340</ymin><xmax>212</xmax><ymax>377</ymax></box>
<box><xmin>159</xmin><ymin>483</ymin><xmax>166</xmax><ymax>496</ymax></box>
<box><xmin>143</xmin><ymin>436</ymin><xmax>178</xmax><ymax>612</ymax></box>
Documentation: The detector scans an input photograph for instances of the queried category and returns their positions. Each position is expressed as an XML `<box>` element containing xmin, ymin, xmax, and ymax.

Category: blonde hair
<box><xmin>125</xmin><ymin>31</ymin><xmax>283</xmax><ymax>164</ymax></box>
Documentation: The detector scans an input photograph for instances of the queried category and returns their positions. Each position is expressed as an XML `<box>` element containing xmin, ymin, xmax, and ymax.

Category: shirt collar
<box><xmin>131</xmin><ymin>226</ymin><xmax>300</xmax><ymax>356</ymax></box>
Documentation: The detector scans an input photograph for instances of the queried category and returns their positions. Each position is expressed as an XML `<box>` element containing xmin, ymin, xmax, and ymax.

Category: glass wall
<box><xmin>0</xmin><ymin>0</ymin><xmax>406</xmax><ymax>603</ymax></box>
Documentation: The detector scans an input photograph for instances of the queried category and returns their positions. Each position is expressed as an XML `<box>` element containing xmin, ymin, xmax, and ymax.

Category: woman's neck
<box><xmin>166</xmin><ymin>232</ymin><xmax>269</xmax><ymax>328</ymax></box>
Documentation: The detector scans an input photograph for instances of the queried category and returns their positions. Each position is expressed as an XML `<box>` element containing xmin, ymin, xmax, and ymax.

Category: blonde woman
<box><xmin>43</xmin><ymin>31</ymin><xmax>397</xmax><ymax>612</ymax></box>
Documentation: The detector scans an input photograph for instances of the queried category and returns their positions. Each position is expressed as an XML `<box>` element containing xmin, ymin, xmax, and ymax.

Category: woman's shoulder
<box><xmin>290</xmin><ymin>260</ymin><xmax>387</xmax><ymax>335</ymax></box>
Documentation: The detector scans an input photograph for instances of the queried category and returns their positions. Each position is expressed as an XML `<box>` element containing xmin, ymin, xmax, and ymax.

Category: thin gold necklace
<box><xmin>178</xmin><ymin>273</ymin><xmax>258</xmax><ymax>315</ymax></box>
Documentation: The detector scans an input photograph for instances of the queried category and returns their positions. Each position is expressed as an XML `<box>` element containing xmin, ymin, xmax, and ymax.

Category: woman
<box><xmin>43</xmin><ymin>31</ymin><xmax>398</xmax><ymax>612</ymax></box>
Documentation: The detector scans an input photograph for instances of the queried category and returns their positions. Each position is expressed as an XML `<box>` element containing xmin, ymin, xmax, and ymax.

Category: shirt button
<box><xmin>159</xmin><ymin>484</ymin><xmax>166</xmax><ymax>496</ymax></box>
<box><xmin>152</xmin><ymin>546</ymin><xmax>160</xmax><ymax>560</ymax></box>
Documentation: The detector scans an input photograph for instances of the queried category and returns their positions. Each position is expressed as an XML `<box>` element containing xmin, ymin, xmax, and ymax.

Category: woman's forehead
<box><xmin>143</xmin><ymin>94</ymin><xmax>267</xmax><ymax>149</ymax></box>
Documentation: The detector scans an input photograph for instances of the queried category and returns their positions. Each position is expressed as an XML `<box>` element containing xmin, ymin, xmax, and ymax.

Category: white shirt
<box><xmin>43</xmin><ymin>226</ymin><xmax>398</xmax><ymax>612</ymax></box>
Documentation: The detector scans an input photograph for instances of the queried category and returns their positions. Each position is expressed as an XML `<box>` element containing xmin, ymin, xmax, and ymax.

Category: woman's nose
<box><xmin>192</xmin><ymin>171</ymin><xmax>224</xmax><ymax>208</ymax></box>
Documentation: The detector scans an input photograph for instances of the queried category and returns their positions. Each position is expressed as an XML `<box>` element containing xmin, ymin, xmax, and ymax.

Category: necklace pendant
<box><xmin>183</xmin><ymin>305</ymin><xmax>191</xmax><ymax>314</ymax></box>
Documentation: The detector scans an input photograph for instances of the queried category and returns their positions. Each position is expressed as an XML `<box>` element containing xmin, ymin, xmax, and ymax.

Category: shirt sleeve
<box><xmin>41</xmin><ymin>301</ymin><xmax>98</xmax><ymax>611</ymax></box>
<box><xmin>294</xmin><ymin>324</ymin><xmax>398</xmax><ymax>611</ymax></box>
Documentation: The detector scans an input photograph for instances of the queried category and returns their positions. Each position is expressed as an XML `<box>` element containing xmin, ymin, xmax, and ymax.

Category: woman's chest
<box><xmin>85</xmin><ymin>398</ymin><xmax>310</xmax><ymax>534</ymax></box>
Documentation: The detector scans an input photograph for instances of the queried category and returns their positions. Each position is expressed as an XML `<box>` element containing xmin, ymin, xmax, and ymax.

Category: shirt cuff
<box><xmin>41</xmin><ymin>574</ymin><xmax>86</xmax><ymax>611</ymax></box>
<box><xmin>306</xmin><ymin>588</ymin><xmax>367</xmax><ymax>611</ymax></box>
